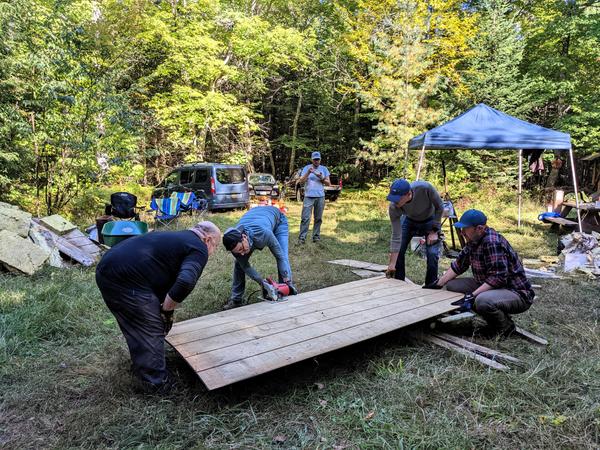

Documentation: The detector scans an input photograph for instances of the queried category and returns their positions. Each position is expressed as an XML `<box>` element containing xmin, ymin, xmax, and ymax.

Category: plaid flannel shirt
<box><xmin>450</xmin><ymin>227</ymin><xmax>534</xmax><ymax>302</ymax></box>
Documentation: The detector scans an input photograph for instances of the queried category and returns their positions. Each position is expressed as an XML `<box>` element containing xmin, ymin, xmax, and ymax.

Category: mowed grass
<box><xmin>1</xmin><ymin>192</ymin><xmax>599</xmax><ymax>449</ymax></box>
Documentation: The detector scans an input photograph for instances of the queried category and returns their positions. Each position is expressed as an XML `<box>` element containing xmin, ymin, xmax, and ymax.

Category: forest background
<box><xmin>1</xmin><ymin>0</ymin><xmax>599</xmax><ymax>218</ymax></box>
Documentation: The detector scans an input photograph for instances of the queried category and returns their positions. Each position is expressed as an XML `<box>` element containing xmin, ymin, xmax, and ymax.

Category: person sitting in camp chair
<box><xmin>150</xmin><ymin>196</ymin><xmax>182</xmax><ymax>228</ymax></box>
<box><xmin>222</xmin><ymin>206</ymin><xmax>297</xmax><ymax>310</ymax></box>
<box><xmin>425</xmin><ymin>209</ymin><xmax>535</xmax><ymax>339</ymax></box>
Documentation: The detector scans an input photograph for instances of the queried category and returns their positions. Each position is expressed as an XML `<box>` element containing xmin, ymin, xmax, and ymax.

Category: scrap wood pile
<box><xmin>522</xmin><ymin>231</ymin><xmax>600</xmax><ymax>279</ymax></box>
<box><xmin>559</xmin><ymin>231</ymin><xmax>600</xmax><ymax>277</ymax></box>
<box><xmin>0</xmin><ymin>201</ymin><xmax>102</xmax><ymax>276</ymax></box>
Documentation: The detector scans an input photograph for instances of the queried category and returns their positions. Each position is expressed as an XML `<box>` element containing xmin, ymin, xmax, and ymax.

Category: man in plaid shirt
<box><xmin>427</xmin><ymin>209</ymin><xmax>534</xmax><ymax>338</ymax></box>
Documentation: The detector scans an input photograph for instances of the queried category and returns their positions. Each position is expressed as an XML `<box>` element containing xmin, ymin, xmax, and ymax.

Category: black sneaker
<box><xmin>297</xmin><ymin>238</ymin><xmax>305</xmax><ymax>245</ymax></box>
<box><xmin>312</xmin><ymin>237</ymin><xmax>321</xmax><ymax>243</ymax></box>
<box><xmin>223</xmin><ymin>299</ymin><xmax>243</xmax><ymax>310</ymax></box>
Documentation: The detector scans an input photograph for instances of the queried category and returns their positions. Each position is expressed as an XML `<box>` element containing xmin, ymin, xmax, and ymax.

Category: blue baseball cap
<box><xmin>311</xmin><ymin>151</ymin><xmax>321</xmax><ymax>160</ymax></box>
<box><xmin>454</xmin><ymin>209</ymin><xmax>487</xmax><ymax>228</ymax></box>
<box><xmin>387</xmin><ymin>179</ymin><xmax>411</xmax><ymax>203</ymax></box>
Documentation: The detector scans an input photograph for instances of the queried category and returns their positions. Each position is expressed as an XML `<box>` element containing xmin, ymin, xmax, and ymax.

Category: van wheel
<box><xmin>296</xmin><ymin>188</ymin><xmax>303</xmax><ymax>202</ymax></box>
<box><xmin>330</xmin><ymin>195</ymin><xmax>339</xmax><ymax>202</ymax></box>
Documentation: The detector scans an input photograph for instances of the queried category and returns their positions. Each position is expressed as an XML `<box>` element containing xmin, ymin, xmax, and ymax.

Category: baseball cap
<box><xmin>386</xmin><ymin>179</ymin><xmax>411</xmax><ymax>203</ymax></box>
<box><xmin>311</xmin><ymin>151</ymin><xmax>321</xmax><ymax>160</ymax></box>
<box><xmin>453</xmin><ymin>209</ymin><xmax>487</xmax><ymax>228</ymax></box>
<box><xmin>222</xmin><ymin>226</ymin><xmax>244</xmax><ymax>251</ymax></box>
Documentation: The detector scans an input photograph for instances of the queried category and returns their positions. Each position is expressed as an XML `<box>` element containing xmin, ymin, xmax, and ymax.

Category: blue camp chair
<box><xmin>150</xmin><ymin>196</ymin><xmax>182</xmax><ymax>228</ymax></box>
<box><xmin>170</xmin><ymin>191</ymin><xmax>209</xmax><ymax>215</ymax></box>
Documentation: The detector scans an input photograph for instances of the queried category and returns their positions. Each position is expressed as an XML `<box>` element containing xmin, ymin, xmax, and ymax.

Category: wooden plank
<box><xmin>63</xmin><ymin>228</ymin><xmax>101</xmax><ymax>258</ymax></box>
<box><xmin>172</xmin><ymin>290</ymin><xmax>459</xmax><ymax>354</ymax></box>
<box><xmin>31</xmin><ymin>219</ymin><xmax>96</xmax><ymax>266</ymax></box>
<box><xmin>327</xmin><ymin>259</ymin><xmax>387</xmax><ymax>272</ymax></box>
<box><xmin>515</xmin><ymin>327</ymin><xmax>548</xmax><ymax>346</ymax></box>
<box><xmin>544</xmin><ymin>216</ymin><xmax>578</xmax><ymax>227</ymax></box>
<box><xmin>169</xmin><ymin>283</ymin><xmax>435</xmax><ymax>346</ymax></box>
<box><xmin>432</xmin><ymin>332</ymin><xmax>520</xmax><ymax>364</ymax></box>
<box><xmin>352</xmin><ymin>269</ymin><xmax>384</xmax><ymax>278</ymax></box>
<box><xmin>419</xmin><ymin>334</ymin><xmax>509</xmax><ymax>371</ymax></box>
<box><xmin>169</xmin><ymin>277</ymin><xmax>405</xmax><ymax>336</ymax></box>
<box><xmin>438</xmin><ymin>311</ymin><xmax>476</xmax><ymax>324</ymax></box>
<box><xmin>184</xmin><ymin>291</ymin><xmax>460</xmax><ymax>373</ymax></box>
<box><xmin>195</xmin><ymin>296</ymin><xmax>460</xmax><ymax>389</ymax></box>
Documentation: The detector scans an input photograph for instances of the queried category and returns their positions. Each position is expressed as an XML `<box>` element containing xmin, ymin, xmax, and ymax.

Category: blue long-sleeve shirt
<box><xmin>232</xmin><ymin>206</ymin><xmax>291</xmax><ymax>282</ymax></box>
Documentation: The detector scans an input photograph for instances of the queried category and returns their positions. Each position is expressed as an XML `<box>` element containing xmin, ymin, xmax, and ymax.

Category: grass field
<box><xmin>1</xmin><ymin>192</ymin><xmax>599</xmax><ymax>449</ymax></box>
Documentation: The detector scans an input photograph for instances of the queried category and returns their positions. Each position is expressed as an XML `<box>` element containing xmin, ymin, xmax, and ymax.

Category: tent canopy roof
<box><xmin>408</xmin><ymin>103</ymin><xmax>571</xmax><ymax>150</ymax></box>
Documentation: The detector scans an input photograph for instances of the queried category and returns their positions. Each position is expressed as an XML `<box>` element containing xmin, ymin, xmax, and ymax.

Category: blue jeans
<box><xmin>299</xmin><ymin>196</ymin><xmax>325</xmax><ymax>241</ymax></box>
<box><xmin>231</xmin><ymin>216</ymin><xmax>291</xmax><ymax>301</ymax></box>
<box><xmin>394</xmin><ymin>216</ymin><xmax>440</xmax><ymax>285</ymax></box>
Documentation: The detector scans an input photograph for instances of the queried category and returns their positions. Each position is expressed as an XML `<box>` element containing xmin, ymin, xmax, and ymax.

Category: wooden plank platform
<box><xmin>167</xmin><ymin>278</ymin><xmax>462</xmax><ymax>390</ymax></box>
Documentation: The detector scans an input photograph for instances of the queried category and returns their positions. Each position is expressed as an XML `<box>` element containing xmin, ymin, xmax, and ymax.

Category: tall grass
<box><xmin>1</xmin><ymin>193</ymin><xmax>598</xmax><ymax>449</ymax></box>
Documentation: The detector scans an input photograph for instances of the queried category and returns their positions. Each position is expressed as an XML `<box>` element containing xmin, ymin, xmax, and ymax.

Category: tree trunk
<box><xmin>288</xmin><ymin>91</ymin><xmax>302</xmax><ymax>175</ymax></box>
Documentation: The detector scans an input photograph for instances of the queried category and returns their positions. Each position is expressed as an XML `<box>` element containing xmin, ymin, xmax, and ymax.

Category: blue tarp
<box><xmin>408</xmin><ymin>103</ymin><xmax>571</xmax><ymax>150</ymax></box>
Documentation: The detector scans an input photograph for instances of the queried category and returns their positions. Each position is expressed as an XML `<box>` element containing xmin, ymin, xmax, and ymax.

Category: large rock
<box><xmin>0</xmin><ymin>230</ymin><xmax>49</xmax><ymax>275</ymax></box>
<box><xmin>29</xmin><ymin>222</ymin><xmax>67</xmax><ymax>268</ymax></box>
<box><xmin>39</xmin><ymin>214</ymin><xmax>77</xmax><ymax>235</ymax></box>
<box><xmin>0</xmin><ymin>201</ymin><xmax>32</xmax><ymax>237</ymax></box>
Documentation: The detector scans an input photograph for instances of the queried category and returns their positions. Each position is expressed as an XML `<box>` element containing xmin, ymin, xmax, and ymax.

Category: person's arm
<box><xmin>298</xmin><ymin>166</ymin><xmax>312</xmax><ymax>183</ymax></box>
<box><xmin>445</xmin><ymin>247</ymin><xmax>471</xmax><ymax>280</ymax></box>
<box><xmin>235</xmin><ymin>254</ymin><xmax>263</xmax><ymax>284</ymax></box>
<box><xmin>167</xmin><ymin>249</ymin><xmax>208</xmax><ymax>303</ymax></box>
<box><xmin>265</xmin><ymin>230</ymin><xmax>291</xmax><ymax>281</ymax></box>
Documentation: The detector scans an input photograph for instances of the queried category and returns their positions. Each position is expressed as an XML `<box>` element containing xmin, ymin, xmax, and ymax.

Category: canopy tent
<box><xmin>407</xmin><ymin>103</ymin><xmax>581</xmax><ymax>232</ymax></box>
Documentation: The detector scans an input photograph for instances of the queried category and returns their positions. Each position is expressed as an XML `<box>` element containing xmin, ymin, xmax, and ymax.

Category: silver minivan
<box><xmin>152</xmin><ymin>163</ymin><xmax>250</xmax><ymax>210</ymax></box>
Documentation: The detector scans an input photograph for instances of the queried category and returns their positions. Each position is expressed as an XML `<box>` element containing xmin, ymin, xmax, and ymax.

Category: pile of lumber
<box><xmin>0</xmin><ymin>201</ymin><xmax>101</xmax><ymax>275</ymax></box>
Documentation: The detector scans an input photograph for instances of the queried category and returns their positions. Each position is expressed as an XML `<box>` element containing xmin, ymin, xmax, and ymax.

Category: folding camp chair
<box><xmin>105</xmin><ymin>192</ymin><xmax>141</xmax><ymax>220</ymax></box>
<box><xmin>150</xmin><ymin>196</ymin><xmax>182</xmax><ymax>228</ymax></box>
<box><xmin>170</xmin><ymin>191</ymin><xmax>208</xmax><ymax>215</ymax></box>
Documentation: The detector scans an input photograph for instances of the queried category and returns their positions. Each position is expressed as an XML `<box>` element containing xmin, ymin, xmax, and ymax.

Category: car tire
<box><xmin>330</xmin><ymin>195</ymin><xmax>339</xmax><ymax>202</ymax></box>
<box><xmin>297</xmin><ymin>188</ymin><xmax>304</xmax><ymax>202</ymax></box>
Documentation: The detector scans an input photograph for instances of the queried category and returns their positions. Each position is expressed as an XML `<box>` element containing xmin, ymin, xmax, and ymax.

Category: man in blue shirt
<box><xmin>298</xmin><ymin>151</ymin><xmax>331</xmax><ymax>243</ymax></box>
<box><xmin>222</xmin><ymin>206</ymin><xmax>297</xmax><ymax>309</ymax></box>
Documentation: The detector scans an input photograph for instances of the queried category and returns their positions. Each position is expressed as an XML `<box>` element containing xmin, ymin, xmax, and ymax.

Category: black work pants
<box><xmin>96</xmin><ymin>272</ymin><xmax>167</xmax><ymax>386</ymax></box>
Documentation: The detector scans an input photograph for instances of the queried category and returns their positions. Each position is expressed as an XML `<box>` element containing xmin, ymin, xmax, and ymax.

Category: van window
<box><xmin>179</xmin><ymin>169</ymin><xmax>193</xmax><ymax>184</ymax></box>
<box><xmin>216</xmin><ymin>168</ymin><xmax>245</xmax><ymax>184</ymax></box>
<box><xmin>195</xmin><ymin>169</ymin><xmax>210</xmax><ymax>183</ymax></box>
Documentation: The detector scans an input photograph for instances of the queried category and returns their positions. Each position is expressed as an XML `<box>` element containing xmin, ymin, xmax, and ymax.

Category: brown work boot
<box><xmin>223</xmin><ymin>299</ymin><xmax>243</xmax><ymax>310</ymax></box>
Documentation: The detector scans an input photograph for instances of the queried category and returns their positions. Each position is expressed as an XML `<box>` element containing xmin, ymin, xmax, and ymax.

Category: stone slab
<box><xmin>0</xmin><ymin>230</ymin><xmax>49</xmax><ymax>275</ymax></box>
<box><xmin>39</xmin><ymin>214</ymin><xmax>77</xmax><ymax>235</ymax></box>
<box><xmin>0</xmin><ymin>202</ymin><xmax>32</xmax><ymax>238</ymax></box>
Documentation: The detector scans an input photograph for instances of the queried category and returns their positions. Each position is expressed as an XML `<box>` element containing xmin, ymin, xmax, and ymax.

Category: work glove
<box><xmin>385</xmin><ymin>268</ymin><xmax>396</xmax><ymax>279</ymax></box>
<box><xmin>422</xmin><ymin>278</ymin><xmax>443</xmax><ymax>289</ymax></box>
<box><xmin>160</xmin><ymin>307</ymin><xmax>174</xmax><ymax>335</ymax></box>
<box><xmin>261</xmin><ymin>279</ymin><xmax>279</xmax><ymax>302</ymax></box>
<box><xmin>450</xmin><ymin>293</ymin><xmax>475</xmax><ymax>312</ymax></box>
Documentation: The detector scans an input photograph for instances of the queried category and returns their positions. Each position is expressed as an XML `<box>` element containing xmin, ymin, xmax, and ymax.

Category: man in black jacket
<box><xmin>96</xmin><ymin>221</ymin><xmax>220</xmax><ymax>392</ymax></box>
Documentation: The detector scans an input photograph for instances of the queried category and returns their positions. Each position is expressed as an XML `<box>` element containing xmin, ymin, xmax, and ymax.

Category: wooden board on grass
<box><xmin>328</xmin><ymin>259</ymin><xmax>388</xmax><ymax>272</ymax></box>
<box><xmin>167</xmin><ymin>278</ymin><xmax>462</xmax><ymax>390</ymax></box>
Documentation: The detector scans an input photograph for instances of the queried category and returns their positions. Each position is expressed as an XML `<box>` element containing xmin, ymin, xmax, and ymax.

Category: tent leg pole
<box><xmin>569</xmin><ymin>147</ymin><xmax>583</xmax><ymax>233</ymax></box>
<box><xmin>416</xmin><ymin>145</ymin><xmax>425</xmax><ymax>180</ymax></box>
<box><xmin>518</xmin><ymin>149</ymin><xmax>523</xmax><ymax>228</ymax></box>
